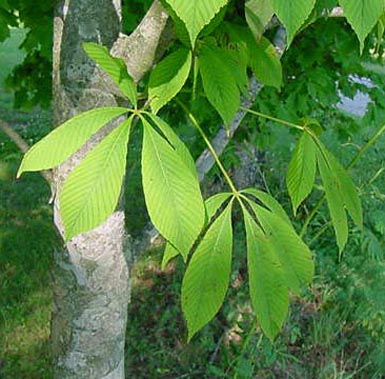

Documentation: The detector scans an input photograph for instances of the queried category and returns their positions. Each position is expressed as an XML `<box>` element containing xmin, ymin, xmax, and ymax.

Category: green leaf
<box><xmin>317</xmin><ymin>142</ymin><xmax>362</xmax><ymax>228</ymax></box>
<box><xmin>243</xmin><ymin>207</ymin><xmax>289</xmax><ymax>340</ymax></box>
<box><xmin>316</xmin><ymin>146</ymin><xmax>348</xmax><ymax>252</ymax></box>
<box><xmin>269</xmin><ymin>0</ymin><xmax>317</xmax><ymax>45</ymax></box>
<box><xmin>286</xmin><ymin>132</ymin><xmax>317</xmax><ymax>215</ymax></box>
<box><xmin>17</xmin><ymin>107</ymin><xmax>130</xmax><ymax>177</ymax></box>
<box><xmin>199</xmin><ymin>44</ymin><xmax>240</xmax><ymax>126</ymax></box>
<box><xmin>223</xmin><ymin>45</ymin><xmax>250</xmax><ymax>95</ymax></box>
<box><xmin>141</xmin><ymin>118</ymin><xmax>205</xmax><ymax>257</ymax></box>
<box><xmin>246</xmin><ymin>199</ymin><xmax>314</xmax><ymax>295</ymax></box>
<box><xmin>245</xmin><ymin>0</ymin><xmax>274</xmax><ymax>41</ymax></box>
<box><xmin>339</xmin><ymin>0</ymin><xmax>384</xmax><ymax>53</ymax></box>
<box><xmin>205</xmin><ymin>192</ymin><xmax>233</xmax><ymax>219</ymax></box>
<box><xmin>145</xmin><ymin>113</ymin><xmax>197</xmax><ymax>177</ymax></box>
<box><xmin>164</xmin><ymin>0</ymin><xmax>229</xmax><ymax>45</ymax></box>
<box><xmin>83</xmin><ymin>42</ymin><xmax>137</xmax><ymax>105</ymax></box>
<box><xmin>241</xmin><ymin>188</ymin><xmax>292</xmax><ymax>225</ymax></box>
<box><xmin>161</xmin><ymin>192</ymin><xmax>232</xmax><ymax>270</ymax></box>
<box><xmin>161</xmin><ymin>242</ymin><xmax>180</xmax><ymax>270</ymax></box>
<box><xmin>330</xmin><ymin>156</ymin><xmax>362</xmax><ymax>228</ymax></box>
<box><xmin>248</xmin><ymin>37</ymin><xmax>282</xmax><ymax>89</ymax></box>
<box><xmin>149</xmin><ymin>48</ymin><xmax>192</xmax><ymax>114</ymax></box>
<box><xmin>60</xmin><ymin>117</ymin><xmax>132</xmax><ymax>240</ymax></box>
<box><xmin>182</xmin><ymin>201</ymin><xmax>233</xmax><ymax>341</ymax></box>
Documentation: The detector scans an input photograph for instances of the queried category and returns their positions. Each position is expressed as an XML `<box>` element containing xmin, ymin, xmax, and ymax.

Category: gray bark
<box><xmin>51</xmin><ymin>1</ymin><xmax>167</xmax><ymax>378</ymax></box>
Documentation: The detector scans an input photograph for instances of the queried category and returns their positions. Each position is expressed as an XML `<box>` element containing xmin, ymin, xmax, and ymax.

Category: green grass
<box><xmin>0</xmin><ymin>108</ymin><xmax>57</xmax><ymax>378</ymax></box>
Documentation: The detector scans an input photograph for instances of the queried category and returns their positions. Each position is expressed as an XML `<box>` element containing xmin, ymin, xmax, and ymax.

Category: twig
<box><xmin>0</xmin><ymin>119</ymin><xmax>29</xmax><ymax>153</ymax></box>
<box><xmin>0</xmin><ymin>118</ymin><xmax>52</xmax><ymax>183</ymax></box>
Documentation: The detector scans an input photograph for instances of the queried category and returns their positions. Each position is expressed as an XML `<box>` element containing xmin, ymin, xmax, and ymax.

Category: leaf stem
<box><xmin>240</xmin><ymin>106</ymin><xmax>304</xmax><ymax>131</ymax></box>
<box><xmin>176</xmin><ymin>100</ymin><xmax>239</xmax><ymax>196</ymax></box>
<box><xmin>346</xmin><ymin>123</ymin><xmax>385</xmax><ymax>169</ymax></box>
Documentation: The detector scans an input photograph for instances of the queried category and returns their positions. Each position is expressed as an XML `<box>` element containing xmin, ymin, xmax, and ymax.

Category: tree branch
<box><xmin>111</xmin><ymin>0</ymin><xmax>169</xmax><ymax>82</ymax></box>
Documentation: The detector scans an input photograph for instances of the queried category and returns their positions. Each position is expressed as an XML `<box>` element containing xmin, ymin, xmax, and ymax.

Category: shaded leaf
<box><xmin>249</xmin><ymin>37</ymin><xmax>282</xmax><ymax>89</ymax></box>
<box><xmin>269</xmin><ymin>0</ymin><xmax>317</xmax><ymax>45</ymax></box>
<box><xmin>199</xmin><ymin>44</ymin><xmax>240</xmax><ymax>126</ymax></box>
<box><xmin>339</xmin><ymin>0</ymin><xmax>384</xmax><ymax>53</ymax></box>
<box><xmin>245</xmin><ymin>0</ymin><xmax>274</xmax><ymax>40</ymax></box>
<box><xmin>326</xmin><ymin>150</ymin><xmax>362</xmax><ymax>228</ymax></box>
<box><xmin>286</xmin><ymin>132</ymin><xmax>317</xmax><ymax>215</ymax></box>
<box><xmin>316</xmin><ymin>146</ymin><xmax>348</xmax><ymax>252</ymax></box>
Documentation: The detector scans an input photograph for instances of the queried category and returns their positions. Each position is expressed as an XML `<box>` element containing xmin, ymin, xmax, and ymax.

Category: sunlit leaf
<box><xmin>83</xmin><ymin>42</ymin><xmax>137</xmax><ymax>105</ymax></box>
<box><xmin>141</xmin><ymin>117</ymin><xmax>205</xmax><ymax>257</ymax></box>
<box><xmin>182</xmin><ymin>201</ymin><xmax>233</xmax><ymax>340</ymax></box>
<box><xmin>61</xmin><ymin>117</ymin><xmax>132</xmax><ymax>240</ymax></box>
<box><xmin>246</xmin><ymin>199</ymin><xmax>314</xmax><ymax>295</ymax></box>
<box><xmin>164</xmin><ymin>0</ymin><xmax>229</xmax><ymax>45</ymax></box>
<box><xmin>243</xmin><ymin>206</ymin><xmax>289</xmax><ymax>340</ymax></box>
<box><xmin>17</xmin><ymin>107</ymin><xmax>129</xmax><ymax>177</ymax></box>
<box><xmin>149</xmin><ymin>47</ymin><xmax>192</xmax><ymax>114</ymax></box>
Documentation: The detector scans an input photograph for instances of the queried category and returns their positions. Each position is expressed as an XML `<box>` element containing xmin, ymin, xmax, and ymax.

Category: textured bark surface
<box><xmin>52</xmin><ymin>1</ymin><xmax>170</xmax><ymax>378</ymax></box>
<box><xmin>52</xmin><ymin>1</ymin><xmax>128</xmax><ymax>378</ymax></box>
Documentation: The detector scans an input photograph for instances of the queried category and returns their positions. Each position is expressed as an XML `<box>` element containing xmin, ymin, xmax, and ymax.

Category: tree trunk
<box><xmin>51</xmin><ymin>1</ymin><xmax>169</xmax><ymax>377</ymax></box>
<box><xmin>51</xmin><ymin>1</ymin><xmax>129</xmax><ymax>378</ymax></box>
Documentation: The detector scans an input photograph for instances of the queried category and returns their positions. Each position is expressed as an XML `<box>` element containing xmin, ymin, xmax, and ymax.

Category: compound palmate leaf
<box><xmin>83</xmin><ymin>42</ymin><xmax>137</xmax><ymax>106</ymax></box>
<box><xmin>339</xmin><ymin>0</ymin><xmax>384</xmax><ymax>53</ymax></box>
<box><xmin>141</xmin><ymin>117</ymin><xmax>205</xmax><ymax>257</ymax></box>
<box><xmin>17</xmin><ymin>107</ymin><xmax>130</xmax><ymax>177</ymax></box>
<box><xmin>60</xmin><ymin>116</ymin><xmax>132</xmax><ymax>240</ymax></box>
<box><xmin>182</xmin><ymin>199</ymin><xmax>233</xmax><ymax>341</ymax></box>
<box><xmin>199</xmin><ymin>44</ymin><xmax>240</xmax><ymax>127</ymax></box>
<box><xmin>164</xmin><ymin>0</ymin><xmax>229</xmax><ymax>45</ymax></box>
<box><xmin>286</xmin><ymin>132</ymin><xmax>317</xmax><ymax>215</ymax></box>
<box><xmin>149</xmin><ymin>47</ymin><xmax>192</xmax><ymax>114</ymax></box>
<box><xmin>269</xmin><ymin>0</ymin><xmax>316</xmax><ymax>45</ymax></box>
<box><xmin>242</xmin><ymin>206</ymin><xmax>289</xmax><ymax>340</ymax></box>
